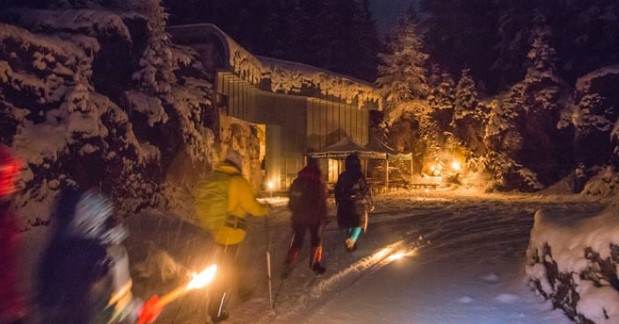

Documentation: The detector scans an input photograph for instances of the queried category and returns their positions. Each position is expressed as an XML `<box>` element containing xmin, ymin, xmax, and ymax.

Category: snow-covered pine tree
<box><xmin>427</xmin><ymin>68</ymin><xmax>456</xmax><ymax>132</ymax></box>
<box><xmin>350</xmin><ymin>0</ymin><xmax>380</xmax><ymax>81</ymax></box>
<box><xmin>484</xmin><ymin>18</ymin><xmax>568</xmax><ymax>190</ymax></box>
<box><xmin>527</xmin><ymin>22</ymin><xmax>557</xmax><ymax>80</ymax></box>
<box><xmin>378</xmin><ymin>14</ymin><xmax>434</xmax><ymax>163</ymax></box>
<box><xmin>454</xmin><ymin>69</ymin><xmax>480</xmax><ymax>122</ymax></box>
<box><xmin>453</xmin><ymin>68</ymin><xmax>487</xmax><ymax>155</ymax></box>
<box><xmin>130</xmin><ymin>0</ymin><xmax>175</xmax><ymax>94</ymax></box>
<box><xmin>376</xmin><ymin>16</ymin><xmax>429</xmax><ymax>105</ymax></box>
<box><xmin>418</xmin><ymin>0</ymin><xmax>499</xmax><ymax>91</ymax></box>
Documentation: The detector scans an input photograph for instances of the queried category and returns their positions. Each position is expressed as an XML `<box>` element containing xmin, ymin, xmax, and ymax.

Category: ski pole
<box><xmin>265</xmin><ymin>213</ymin><xmax>273</xmax><ymax>309</ymax></box>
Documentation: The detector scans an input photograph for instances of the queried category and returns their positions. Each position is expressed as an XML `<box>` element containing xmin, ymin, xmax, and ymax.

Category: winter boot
<box><xmin>345</xmin><ymin>238</ymin><xmax>357</xmax><ymax>252</ymax></box>
<box><xmin>310</xmin><ymin>246</ymin><xmax>326</xmax><ymax>275</ymax></box>
<box><xmin>312</xmin><ymin>262</ymin><xmax>326</xmax><ymax>275</ymax></box>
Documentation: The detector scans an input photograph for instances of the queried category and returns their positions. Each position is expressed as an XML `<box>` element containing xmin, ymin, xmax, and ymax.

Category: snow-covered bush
<box><xmin>527</xmin><ymin>203</ymin><xmax>619</xmax><ymax>323</ymax></box>
<box><xmin>0</xmin><ymin>2</ymin><xmax>218</xmax><ymax>227</ymax></box>
<box><xmin>565</xmin><ymin>66</ymin><xmax>619</xmax><ymax>169</ymax></box>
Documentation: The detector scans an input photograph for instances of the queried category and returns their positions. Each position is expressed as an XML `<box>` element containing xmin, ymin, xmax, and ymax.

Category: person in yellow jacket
<box><xmin>194</xmin><ymin>150</ymin><xmax>268</xmax><ymax>322</ymax></box>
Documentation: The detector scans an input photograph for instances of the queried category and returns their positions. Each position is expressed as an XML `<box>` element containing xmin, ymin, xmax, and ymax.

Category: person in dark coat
<box><xmin>0</xmin><ymin>146</ymin><xmax>26</xmax><ymax>324</ymax></box>
<box><xmin>284</xmin><ymin>157</ymin><xmax>328</xmax><ymax>276</ymax></box>
<box><xmin>335</xmin><ymin>154</ymin><xmax>374</xmax><ymax>252</ymax></box>
<box><xmin>36</xmin><ymin>188</ymin><xmax>161</xmax><ymax>324</ymax></box>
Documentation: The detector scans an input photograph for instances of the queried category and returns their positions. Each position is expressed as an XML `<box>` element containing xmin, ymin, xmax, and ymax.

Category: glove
<box><xmin>137</xmin><ymin>295</ymin><xmax>162</xmax><ymax>324</ymax></box>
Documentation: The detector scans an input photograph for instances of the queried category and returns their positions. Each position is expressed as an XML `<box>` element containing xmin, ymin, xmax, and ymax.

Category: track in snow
<box><xmin>129</xmin><ymin>193</ymin><xmax>603</xmax><ymax>324</ymax></box>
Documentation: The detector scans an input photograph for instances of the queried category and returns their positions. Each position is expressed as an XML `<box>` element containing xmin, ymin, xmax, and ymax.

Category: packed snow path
<box><xmin>127</xmin><ymin>193</ymin><xmax>603</xmax><ymax>324</ymax></box>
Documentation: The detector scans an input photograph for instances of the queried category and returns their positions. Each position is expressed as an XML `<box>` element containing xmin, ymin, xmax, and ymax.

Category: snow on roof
<box><xmin>576</xmin><ymin>65</ymin><xmax>619</xmax><ymax>92</ymax></box>
<box><xmin>167</xmin><ymin>23</ymin><xmax>382</xmax><ymax>109</ymax></box>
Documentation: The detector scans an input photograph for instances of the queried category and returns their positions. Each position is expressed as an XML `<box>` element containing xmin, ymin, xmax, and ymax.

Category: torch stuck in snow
<box><xmin>157</xmin><ymin>264</ymin><xmax>218</xmax><ymax>307</ymax></box>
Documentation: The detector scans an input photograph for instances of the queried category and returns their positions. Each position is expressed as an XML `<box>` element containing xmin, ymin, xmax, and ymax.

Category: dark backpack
<box><xmin>288</xmin><ymin>176</ymin><xmax>325</xmax><ymax>223</ymax></box>
<box><xmin>335</xmin><ymin>171</ymin><xmax>368</xmax><ymax>203</ymax></box>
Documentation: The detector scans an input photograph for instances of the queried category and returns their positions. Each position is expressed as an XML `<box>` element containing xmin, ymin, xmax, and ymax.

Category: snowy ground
<box><xmin>125</xmin><ymin>192</ymin><xmax>603</xmax><ymax>324</ymax></box>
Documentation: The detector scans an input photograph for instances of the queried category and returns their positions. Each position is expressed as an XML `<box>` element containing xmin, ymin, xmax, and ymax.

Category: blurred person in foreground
<box><xmin>36</xmin><ymin>181</ymin><xmax>161</xmax><ymax>323</ymax></box>
<box><xmin>335</xmin><ymin>153</ymin><xmax>374</xmax><ymax>252</ymax></box>
<box><xmin>282</xmin><ymin>157</ymin><xmax>328</xmax><ymax>277</ymax></box>
<box><xmin>194</xmin><ymin>150</ymin><xmax>268</xmax><ymax>322</ymax></box>
<box><xmin>0</xmin><ymin>146</ymin><xmax>26</xmax><ymax>324</ymax></box>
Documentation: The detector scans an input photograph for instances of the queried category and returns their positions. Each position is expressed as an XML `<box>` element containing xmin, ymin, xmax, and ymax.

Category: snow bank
<box><xmin>526</xmin><ymin>200</ymin><xmax>619</xmax><ymax>322</ymax></box>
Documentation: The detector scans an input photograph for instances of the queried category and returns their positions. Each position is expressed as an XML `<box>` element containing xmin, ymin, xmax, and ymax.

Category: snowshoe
<box><xmin>345</xmin><ymin>238</ymin><xmax>357</xmax><ymax>252</ymax></box>
<box><xmin>312</xmin><ymin>263</ymin><xmax>326</xmax><ymax>275</ymax></box>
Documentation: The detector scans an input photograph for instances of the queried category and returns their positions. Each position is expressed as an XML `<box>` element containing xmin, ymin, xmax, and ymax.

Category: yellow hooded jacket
<box><xmin>194</xmin><ymin>162</ymin><xmax>267</xmax><ymax>245</ymax></box>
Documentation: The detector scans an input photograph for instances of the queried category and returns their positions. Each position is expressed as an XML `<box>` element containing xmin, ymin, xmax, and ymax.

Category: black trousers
<box><xmin>291</xmin><ymin>223</ymin><xmax>322</xmax><ymax>248</ymax></box>
<box><xmin>286</xmin><ymin>222</ymin><xmax>324</xmax><ymax>266</ymax></box>
<box><xmin>207</xmin><ymin>243</ymin><xmax>240</xmax><ymax>320</ymax></box>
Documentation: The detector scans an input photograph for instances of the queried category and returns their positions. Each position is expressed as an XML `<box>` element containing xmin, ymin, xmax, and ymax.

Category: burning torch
<box><xmin>158</xmin><ymin>264</ymin><xmax>218</xmax><ymax>307</ymax></box>
<box><xmin>137</xmin><ymin>264</ymin><xmax>218</xmax><ymax>324</ymax></box>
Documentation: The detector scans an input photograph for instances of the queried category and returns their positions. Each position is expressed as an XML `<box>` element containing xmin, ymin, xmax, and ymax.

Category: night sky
<box><xmin>370</xmin><ymin>0</ymin><xmax>415</xmax><ymax>34</ymax></box>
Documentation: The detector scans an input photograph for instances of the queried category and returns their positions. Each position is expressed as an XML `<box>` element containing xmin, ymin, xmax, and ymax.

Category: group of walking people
<box><xmin>195</xmin><ymin>150</ymin><xmax>374</xmax><ymax>322</ymax></box>
<box><xmin>284</xmin><ymin>152</ymin><xmax>374</xmax><ymax>277</ymax></box>
<box><xmin>0</xmin><ymin>145</ymin><xmax>373</xmax><ymax>324</ymax></box>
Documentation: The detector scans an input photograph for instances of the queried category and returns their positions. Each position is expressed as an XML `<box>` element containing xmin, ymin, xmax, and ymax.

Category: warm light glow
<box><xmin>451</xmin><ymin>161</ymin><xmax>462</xmax><ymax>172</ymax></box>
<box><xmin>187</xmin><ymin>264</ymin><xmax>218</xmax><ymax>290</ymax></box>
<box><xmin>387</xmin><ymin>251</ymin><xmax>406</xmax><ymax>262</ymax></box>
<box><xmin>429</xmin><ymin>163</ymin><xmax>443</xmax><ymax>176</ymax></box>
<box><xmin>266</xmin><ymin>180</ymin><xmax>276</xmax><ymax>191</ymax></box>
<box><xmin>386</xmin><ymin>249</ymin><xmax>417</xmax><ymax>262</ymax></box>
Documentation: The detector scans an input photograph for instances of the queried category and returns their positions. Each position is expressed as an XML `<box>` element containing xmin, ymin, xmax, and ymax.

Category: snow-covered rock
<box><xmin>526</xmin><ymin>202</ymin><xmax>619</xmax><ymax>323</ymax></box>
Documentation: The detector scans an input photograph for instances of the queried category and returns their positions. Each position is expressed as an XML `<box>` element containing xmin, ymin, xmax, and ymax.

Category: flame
<box><xmin>187</xmin><ymin>264</ymin><xmax>218</xmax><ymax>290</ymax></box>
<box><xmin>451</xmin><ymin>161</ymin><xmax>462</xmax><ymax>172</ymax></box>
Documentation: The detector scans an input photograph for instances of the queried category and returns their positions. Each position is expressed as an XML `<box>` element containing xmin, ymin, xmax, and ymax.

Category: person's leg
<box><xmin>282</xmin><ymin>223</ymin><xmax>305</xmax><ymax>278</ymax></box>
<box><xmin>309</xmin><ymin>224</ymin><xmax>326</xmax><ymax>274</ymax></box>
<box><xmin>345</xmin><ymin>227</ymin><xmax>363</xmax><ymax>251</ymax></box>
<box><xmin>208</xmin><ymin>244</ymin><xmax>240</xmax><ymax>322</ymax></box>
<box><xmin>285</xmin><ymin>223</ymin><xmax>305</xmax><ymax>265</ymax></box>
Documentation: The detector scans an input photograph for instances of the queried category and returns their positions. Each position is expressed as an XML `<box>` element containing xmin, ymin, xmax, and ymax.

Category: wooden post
<box><xmin>410</xmin><ymin>156</ymin><xmax>414</xmax><ymax>186</ymax></box>
<box><xmin>385</xmin><ymin>159</ymin><xmax>389</xmax><ymax>190</ymax></box>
